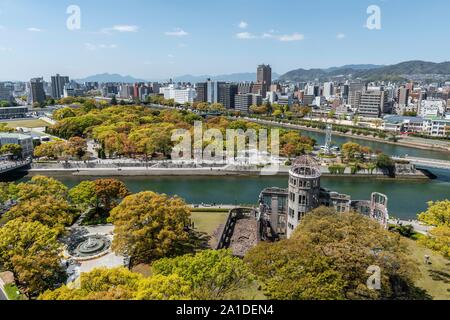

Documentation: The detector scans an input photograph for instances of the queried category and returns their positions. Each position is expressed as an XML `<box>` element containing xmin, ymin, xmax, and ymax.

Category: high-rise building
<box><xmin>51</xmin><ymin>74</ymin><xmax>70</xmax><ymax>99</ymax></box>
<box><xmin>323</xmin><ymin>82</ymin><xmax>334</xmax><ymax>99</ymax></box>
<box><xmin>348</xmin><ymin>91</ymin><xmax>362</xmax><ymax>110</ymax></box>
<box><xmin>195</xmin><ymin>82</ymin><xmax>208</xmax><ymax>103</ymax></box>
<box><xmin>207</xmin><ymin>80</ymin><xmax>224</xmax><ymax>104</ymax></box>
<box><xmin>397</xmin><ymin>87</ymin><xmax>410</xmax><ymax>106</ymax></box>
<box><xmin>0</xmin><ymin>82</ymin><xmax>13</xmax><ymax>102</ymax></box>
<box><xmin>29</xmin><ymin>78</ymin><xmax>46</xmax><ymax>104</ymax></box>
<box><xmin>306</xmin><ymin>84</ymin><xmax>319</xmax><ymax>97</ymax></box>
<box><xmin>256</xmin><ymin>64</ymin><xmax>272</xmax><ymax>97</ymax></box>
<box><xmin>218</xmin><ymin>83</ymin><xmax>238</xmax><ymax>109</ymax></box>
<box><xmin>358</xmin><ymin>90</ymin><xmax>388</xmax><ymax>118</ymax></box>
<box><xmin>234</xmin><ymin>94</ymin><xmax>254</xmax><ymax>113</ymax></box>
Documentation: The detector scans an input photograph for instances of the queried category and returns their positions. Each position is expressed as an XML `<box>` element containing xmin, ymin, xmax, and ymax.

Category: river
<box><xmin>297</xmin><ymin>129</ymin><xmax>450</xmax><ymax>161</ymax></box>
<box><xmin>8</xmin><ymin>166</ymin><xmax>450</xmax><ymax>221</ymax></box>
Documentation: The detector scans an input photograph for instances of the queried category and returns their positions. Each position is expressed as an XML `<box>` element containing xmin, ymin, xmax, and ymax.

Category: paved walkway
<box><xmin>0</xmin><ymin>287</ymin><xmax>7</xmax><ymax>300</ymax></box>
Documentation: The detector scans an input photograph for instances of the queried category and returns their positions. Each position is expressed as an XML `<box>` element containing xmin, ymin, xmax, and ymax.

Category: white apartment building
<box><xmin>422</xmin><ymin>117</ymin><xmax>450</xmax><ymax>137</ymax></box>
<box><xmin>419</xmin><ymin>99</ymin><xmax>446</xmax><ymax>117</ymax></box>
<box><xmin>160</xmin><ymin>85</ymin><xmax>197</xmax><ymax>104</ymax></box>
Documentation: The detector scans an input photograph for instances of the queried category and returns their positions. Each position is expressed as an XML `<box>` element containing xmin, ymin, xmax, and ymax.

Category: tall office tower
<box><xmin>0</xmin><ymin>82</ymin><xmax>13</xmax><ymax>102</ymax></box>
<box><xmin>29</xmin><ymin>78</ymin><xmax>46</xmax><ymax>104</ymax></box>
<box><xmin>348</xmin><ymin>91</ymin><xmax>362</xmax><ymax>109</ymax></box>
<box><xmin>323</xmin><ymin>82</ymin><xmax>334</xmax><ymax>98</ymax></box>
<box><xmin>306</xmin><ymin>84</ymin><xmax>319</xmax><ymax>97</ymax></box>
<box><xmin>286</xmin><ymin>156</ymin><xmax>322</xmax><ymax>238</ymax></box>
<box><xmin>349</xmin><ymin>81</ymin><xmax>365</xmax><ymax>93</ymax></box>
<box><xmin>218</xmin><ymin>83</ymin><xmax>238</xmax><ymax>109</ymax></box>
<box><xmin>341</xmin><ymin>84</ymin><xmax>350</xmax><ymax>102</ymax></box>
<box><xmin>358</xmin><ymin>90</ymin><xmax>388</xmax><ymax>118</ymax></box>
<box><xmin>51</xmin><ymin>74</ymin><xmax>70</xmax><ymax>99</ymax></box>
<box><xmin>257</xmin><ymin>64</ymin><xmax>272</xmax><ymax>97</ymax></box>
<box><xmin>397</xmin><ymin>87</ymin><xmax>410</xmax><ymax>106</ymax></box>
<box><xmin>194</xmin><ymin>82</ymin><xmax>208</xmax><ymax>103</ymax></box>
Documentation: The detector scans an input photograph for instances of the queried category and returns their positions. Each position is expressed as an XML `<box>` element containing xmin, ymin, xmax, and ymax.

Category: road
<box><xmin>0</xmin><ymin>287</ymin><xmax>7</xmax><ymax>300</ymax></box>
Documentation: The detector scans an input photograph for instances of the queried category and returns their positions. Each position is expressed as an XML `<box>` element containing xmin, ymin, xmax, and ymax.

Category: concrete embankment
<box><xmin>26</xmin><ymin>164</ymin><xmax>431</xmax><ymax>180</ymax></box>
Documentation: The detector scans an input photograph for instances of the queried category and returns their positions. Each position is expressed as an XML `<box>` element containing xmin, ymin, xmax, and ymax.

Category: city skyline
<box><xmin>1</xmin><ymin>0</ymin><xmax>450</xmax><ymax>81</ymax></box>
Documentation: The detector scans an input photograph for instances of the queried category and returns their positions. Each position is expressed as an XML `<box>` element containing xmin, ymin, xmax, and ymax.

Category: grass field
<box><xmin>3</xmin><ymin>284</ymin><xmax>23</xmax><ymax>300</ymax></box>
<box><xmin>190</xmin><ymin>211</ymin><xmax>229</xmax><ymax>237</ymax></box>
<box><xmin>1</xmin><ymin>119</ymin><xmax>52</xmax><ymax>128</ymax></box>
<box><xmin>405</xmin><ymin>238</ymin><xmax>450</xmax><ymax>300</ymax></box>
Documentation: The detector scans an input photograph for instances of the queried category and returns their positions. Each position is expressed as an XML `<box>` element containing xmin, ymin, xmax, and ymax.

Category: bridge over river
<box><xmin>393</xmin><ymin>156</ymin><xmax>450</xmax><ymax>170</ymax></box>
<box><xmin>0</xmin><ymin>159</ymin><xmax>32</xmax><ymax>175</ymax></box>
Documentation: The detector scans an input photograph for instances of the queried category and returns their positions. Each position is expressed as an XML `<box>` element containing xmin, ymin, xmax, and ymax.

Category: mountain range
<box><xmin>75</xmin><ymin>72</ymin><xmax>280</xmax><ymax>84</ymax></box>
<box><xmin>75</xmin><ymin>61</ymin><xmax>450</xmax><ymax>84</ymax></box>
<box><xmin>279</xmin><ymin>61</ymin><xmax>450</xmax><ymax>82</ymax></box>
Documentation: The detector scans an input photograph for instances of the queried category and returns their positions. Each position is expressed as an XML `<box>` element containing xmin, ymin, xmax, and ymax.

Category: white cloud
<box><xmin>238</xmin><ymin>21</ymin><xmax>248</xmax><ymax>29</ymax></box>
<box><xmin>279</xmin><ymin>33</ymin><xmax>304</xmax><ymax>42</ymax></box>
<box><xmin>100</xmin><ymin>25</ymin><xmax>139</xmax><ymax>34</ymax></box>
<box><xmin>237</xmin><ymin>31</ymin><xmax>304</xmax><ymax>42</ymax></box>
<box><xmin>112</xmin><ymin>25</ymin><xmax>139</xmax><ymax>32</ymax></box>
<box><xmin>27</xmin><ymin>27</ymin><xmax>42</xmax><ymax>32</ymax></box>
<box><xmin>85</xmin><ymin>43</ymin><xmax>118</xmax><ymax>51</ymax></box>
<box><xmin>168</xmin><ymin>54</ymin><xmax>175</xmax><ymax>58</ymax></box>
<box><xmin>236</xmin><ymin>32</ymin><xmax>257</xmax><ymax>39</ymax></box>
<box><xmin>336</xmin><ymin>33</ymin><xmax>346</xmax><ymax>39</ymax></box>
<box><xmin>165</xmin><ymin>28</ymin><xmax>189</xmax><ymax>37</ymax></box>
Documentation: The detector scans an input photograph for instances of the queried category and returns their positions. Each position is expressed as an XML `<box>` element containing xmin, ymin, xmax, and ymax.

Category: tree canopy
<box><xmin>152</xmin><ymin>249</ymin><xmax>252</xmax><ymax>300</ymax></box>
<box><xmin>418</xmin><ymin>200</ymin><xmax>450</xmax><ymax>258</ymax></box>
<box><xmin>0</xmin><ymin>219</ymin><xmax>65</xmax><ymax>297</ymax></box>
<box><xmin>245</xmin><ymin>207</ymin><xmax>423</xmax><ymax>300</ymax></box>
<box><xmin>109</xmin><ymin>191</ymin><xmax>191</xmax><ymax>264</ymax></box>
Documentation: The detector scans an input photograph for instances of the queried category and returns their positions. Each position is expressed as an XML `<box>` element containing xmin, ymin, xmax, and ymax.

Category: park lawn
<box><xmin>1</xmin><ymin>119</ymin><xmax>52</xmax><ymax>129</ymax></box>
<box><xmin>404</xmin><ymin>238</ymin><xmax>450</xmax><ymax>300</ymax></box>
<box><xmin>3</xmin><ymin>284</ymin><xmax>24</xmax><ymax>300</ymax></box>
<box><xmin>190</xmin><ymin>211</ymin><xmax>229</xmax><ymax>239</ymax></box>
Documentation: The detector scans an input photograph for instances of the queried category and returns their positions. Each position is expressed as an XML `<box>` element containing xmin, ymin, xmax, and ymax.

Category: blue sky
<box><xmin>0</xmin><ymin>0</ymin><xmax>449</xmax><ymax>81</ymax></box>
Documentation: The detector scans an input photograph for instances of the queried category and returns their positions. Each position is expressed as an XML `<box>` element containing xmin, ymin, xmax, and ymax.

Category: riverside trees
<box><xmin>46</xmin><ymin>103</ymin><xmax>316</xmax><ymax>161</ymax></box>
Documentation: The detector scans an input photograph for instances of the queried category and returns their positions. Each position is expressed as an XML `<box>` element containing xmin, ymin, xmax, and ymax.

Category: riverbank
<box><xmin>26</xmin><ymin>165</ymin><xmax>431</xmax><ymax>180</ymax></box>
<box><xmin>244</xmin><ymin>118</ymin><xmax>450</xmax><ymax>153</ymax></box>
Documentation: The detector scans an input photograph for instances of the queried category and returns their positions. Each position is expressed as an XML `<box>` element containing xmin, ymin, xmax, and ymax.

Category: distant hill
<box><xmin>75</xmin><ymin>72</ymin><xmax>280</xmax><ymax>84</ymax></box>
<box><xmin>75</xmin><ymin>73</ymin><xmax>147</xmax><ymax>83</ymax></box>
<box><xmin>172</xmin><ymin>72</ymin><xmax>280</xmax><ymax>83</ymax></box>
<box><xmin>279</xmin><ymin>61</ymin><xmax>450</xmax><ymax>82</ymax></box>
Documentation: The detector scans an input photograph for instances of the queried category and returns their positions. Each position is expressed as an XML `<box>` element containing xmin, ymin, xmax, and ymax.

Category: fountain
<box><xmin>68</xmin><ymin>235</ymin><xmax>111</xmax><ymax>260</ymax></box>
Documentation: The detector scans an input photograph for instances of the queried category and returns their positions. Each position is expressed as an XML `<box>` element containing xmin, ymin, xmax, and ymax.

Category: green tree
<box><xmin>418</xmin><ymin>200</ymin><xmax>450</xmax><ymax>226</ymax></box>
<box><xmin>152</xmin><ymin>249</ymin><xmax>252</xmax><ymax>300</ymax></box>
<box><xmin>0</xmin><ymin>220</ymin><xmax>65</xmax><ymax>297</ymax></box>
<box><xmin>245</xmin><ymin>207</ymin><xmax>422</xmax><ymax>300</ymax></box>
<box><xmin>69</xmin><ymin>181</ymin><xmax>97</xmax><ymax>210</ymax></box>
<box><xmin>5</xmin><ymin>195</ymin><xmax>74</xmax><ymax>232</ymax></box>
<box><xmin>418</xmin><ymin>200</ymin><xmax>450</xmax><ymax>258</ymax></box>
<box><xmin>0</xmin><ymin>143</ymin><xmax>23</xmax><ymax>157</ymax></box>
<box><xmin>109</xmin><ymin>191</ymin><xmax>191</xmax><ymax>264</ymax></box>
<box><xmin>376</xmin><ymin>153</ymin><xmax>396</xmax><ymax>177</ymax></box>
<box><xmin>16</xmin><ymin>175</ymin><xmax>68</xmax><ymax>201</ymax></box>
<box><xmin>94</xmin><ymin>178</ymin><xmax>130</xmax><ymax>211</ymax></box>
<box><xmin>65</xmin><ymin>137</ymin><xmax>88</xmax><ymax>159</ymax></box>
<box><xmin>39</xmin><ymin>267</ymin><xmax>192</xmax><ymax>300</ymax></box>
